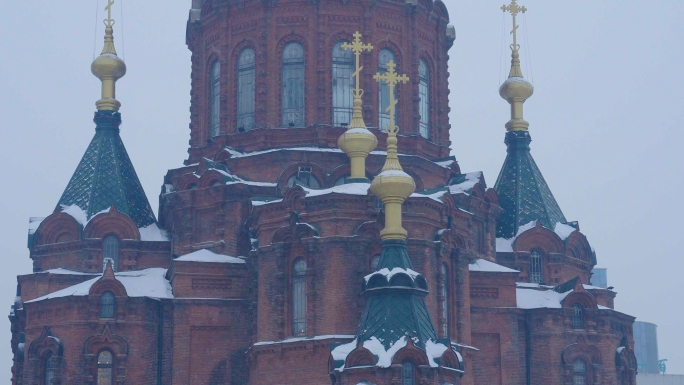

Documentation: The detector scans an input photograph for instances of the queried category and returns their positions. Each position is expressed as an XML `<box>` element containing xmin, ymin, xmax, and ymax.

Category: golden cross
<box><xmin>342</xmin><ymin>32</ymin><xmax>373</xmax><ymax>97</ymax></box>
<box><xmin>373</xmin><ymin>60</ymin><xmax>409</xmax><ymax>134</ymax></box>
<box><xmin>104</xmin><ymin>0</ymin><xmax>116</xmax><ymax>27</ymax></box>
<box><xmin>501</xmin><ymin>0</ymin><xmax>527</xmax><ymax>52</ymax></box>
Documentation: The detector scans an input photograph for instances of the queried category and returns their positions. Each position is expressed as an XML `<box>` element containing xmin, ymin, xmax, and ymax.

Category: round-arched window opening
<box><xmin>402</xmin><ymin>360</ymin><xmax>416</xmax><ymax>385</ymax></box>
<box><xmin>97</xmin><ymin>350</ymin><xmax>114</xmax><ymax>385</ymax></box>
<box><xmin>572</xmin><ymin>304</ymin><xmax>585</xmax><ymax>329</ymax></box>
<box><xmin>529</xmin><ymin>251</ymin><xmax>544</xmax><ymax>284</ymax></box>
<box><xmin>370</xmin><ymin>254</ymin><xmax>381</xmax><ymax>271</ymax></box>
<box><xmin>102</xmin><ymin>236</ymin><xmax>119</xmax><ymax>272</ymax></box>
<box><xmin>210</xmin><ymin>180</ymin><xmax>222</xmax><ymax>187</ymax></box>
<box><xmin>100</xmin><ymin>291</ymin><xmax>115</xmax><ymax>319</ymax></box>
<box><xmin>292</xmin><ymin>258</ymin><xmax>308</xmax><ymax>337</ymax></box>
<box><xmin>187</xmin><ymin>183</ymin><xmax>198</xmax><ymax>190</ymax></box>
<box><xmin>573</xmin><ymin>358</ymin><xmax>587</xmax><ymax>385</ymax></box>
<box><xmin>334</xmin><ymin>175</ymin><xmax>350</xmax><ymax>186</ymax></box>
<box><xmin>287</xmin><ymin>167</ymin><xmax>321</xmax><ymax>189</ymax></box>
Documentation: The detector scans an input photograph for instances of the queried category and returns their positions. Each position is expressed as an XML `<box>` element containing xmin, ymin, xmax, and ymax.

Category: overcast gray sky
<box><xmin>0</xmin><ymin>0</ymin><xmax>682</xmax><ymax>379</ymax></box>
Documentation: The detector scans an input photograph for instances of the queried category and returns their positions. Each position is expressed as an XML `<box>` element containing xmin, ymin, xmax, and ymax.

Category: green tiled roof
<box><xmin>57</xmin><ymin>111</ymin><xmax>156</xmax><ymax>228</ymax></box>
<box><xmin>494</xmin><ymin>131</ymin><xmax>566</xmax><ymax>239</ymax></box>
<box><xmin>355</xmin><ymin>240</ymin><xmax>437</xmax><ymax>351</ymax></box>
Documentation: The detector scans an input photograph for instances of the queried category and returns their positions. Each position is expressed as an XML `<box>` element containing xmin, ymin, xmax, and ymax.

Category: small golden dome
<box><xmin>499</xmin><ymin>76</ymin><xmax>533</xmax><ymax>102</ymax></box>
<box><xmin>370</xmin><ymin>169</ymin><xmax>416</xmax><ymax>201</ymax></box>
<box><xmin>91</xmin><ymin>53</ymin><xmax>126</xmax><ymax>81</ymax></box>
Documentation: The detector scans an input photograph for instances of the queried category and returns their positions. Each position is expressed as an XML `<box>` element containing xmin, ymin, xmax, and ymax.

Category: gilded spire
<box><xmin>337</xmin><ymin>32</ymin><xmax>377</xmax><ymax>182</ymax></box>
<box><xmin>499</xmin><ymin>0</ymin><xmax>533</xmax><ymax>131</ymax></box>
<box><xmin>91</xmin><ymin>0</ymin><xmax>126</xmax><ymax>111</ymax></box>
<box><xmin>370</xmin><ymin>60</ymin><xmax>415</xmax><ymax>240</ymax></box>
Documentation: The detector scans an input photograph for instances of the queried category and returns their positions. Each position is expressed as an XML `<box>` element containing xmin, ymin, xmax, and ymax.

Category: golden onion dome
<box><xmin>91</xmin><ymin>53</ymin><xmax>126</xmax><ymax>81</ymax></box>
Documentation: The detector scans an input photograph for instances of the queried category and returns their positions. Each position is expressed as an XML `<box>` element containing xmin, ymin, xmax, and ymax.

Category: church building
<box><xmin>9</xmin><ymin>0</ymin><xmax>638</xmax><ymax>384</ymax></box>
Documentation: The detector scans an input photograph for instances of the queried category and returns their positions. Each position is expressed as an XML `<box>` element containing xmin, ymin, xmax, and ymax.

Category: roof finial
<box><xmin>338</xmin><ymin>32</ymin><xmax>378</xmax><ymax>183</ymax></box>
<box><xmin>370</xmin><ymin>61</ymin><xmax>415</xmax><ymax>240</ymax></box>
<box><xmin>91</xmin><ymin>0</ymin><xmax>126</xmax><ymax>111</ymax></box>
<box><xmin>499</xmin><ymin>0</ymin><xmax>533</xmax><ymax>131</ymax></box>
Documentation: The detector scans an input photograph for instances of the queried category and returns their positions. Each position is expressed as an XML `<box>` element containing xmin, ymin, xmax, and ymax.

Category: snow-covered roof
<box><xmin>468</xmin><ymin>259</ymin><xmax>519</xmax><ymax>273</ymax></box>
<box><xmin>60</xmin><ymin>205</ymin><xmax>169</xmax><ymax>242</ymax></box>
<box><xmin>39</xmin><ymin>268</ymin><xmax>97</xmax><ymax>276</ymax></box>
<box><xmin>254</xmin><ymin>334</ymin><xmax>354</xmax><ymax>347</ymax></box>
<box><xmin>497</xmin><ymin>221</ymin><xmax>578</xmax><ymax>252</ymax></box>
<box><xmin>138</xmin><ymin>223</ymin><xmax>170</xmax><ymax>242</ymax></box>
<box><xmin>26</xmin><ymin>268</ymin><xmax>173</xmax><ymax>303</ymax></box>
<box><xmin>364</xmin><ymin>267</ymin><xmax>421</xmax><ymax>283</ymax></box>
<box><xmin>28</xmin><ymin>217</ymin><xmax>45</xmax><ymax>235</ymax></box>
<box><xmin>554</xmin><ymin>222</ymin><xmax>576</xmax><ymax>240</ymax></box>
<box><xmin>175</xmin><ymin>249</ymin><xmax>245</xmax><ymax>264</ymax></box>
<box><xmin>448</xmin><ymin>172</ymin><xmax>482</xmax><ymax>195</ymax></box>
<box><xmin>516</xmin><ymin>283</ymin><xmax>571</xmax><ymax>309</ymax></box>
<box><xmin>303</xmin><ymin>183</ymin><xmax>370</xmax><ymax>198</ymax></box>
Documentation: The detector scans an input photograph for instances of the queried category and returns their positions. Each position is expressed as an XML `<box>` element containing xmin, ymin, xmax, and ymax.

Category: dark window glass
<box><xmin>418</xmin><ymin>59</ymin><xmax>430</xmax><ymax>139</ymax></box>
<box><xmin>97</xmin><ymin>350</ymin><xmax>114</xmax><ymax>385</ymax></box>
<box><xmin>44</xmin><ymin>352</ymin><xmax>58</xmax><ymax>385</ymax></box>
<box><xmin>572</xmin><ymin>304</ymin><xmax>584</xmax><ymax>329</ymax></box>
<box><xmin>529</xmin><ymin>251</ymin><xmax>543</xmax><ymax>284</ymax></box>
<box><xmin>292</xmin><ymin>258</ymin><xmax>307</xmax><ymax>336</ymax></box>
<box><xmin>103</xmin><ymin>236</ymin><xmax>119</xmax><ymax>272</ymax></box>
<box><xmin>332</xmin><ymin>41</ymin><xmax>355</xmax><ymax>126</ymax></box>
<box><xmin>282</xmin><ymin>42</ymin><xmax>305</xmax><ymax>127</ymax></box>
<box><xmin>573</xmin><ymin>359</ymin><xmax>587</xmax><ymax>385</ymax></box>
<box><xmin>370</xmin><ymin>255</ymin><xmax>381</xmax><ymax>271</ymax></box>
<box><xmin>402</xmin><ymin>361</ymin><xmax>415</xmax><ymax>385</ymax></box>
<box><xmin>441</xmin><ymin>263</ymin><xmax>449</xmax><ymax>337</ymax></box>
<box><xmin>237</xmin><ymin>48</ymin><xmax>256</xmax><ymax>131</ymax></box>
<box><xmin>100</xmin><ymin>291</ymin><xmax>115</xmax><ymax>319</ymax></box>
<box><xmin>287</xmin><ymin>166</ymin><xmax>321</xmax><ymax>189</ymax></box>
<box><xmin>334</xmin><ymin>175</ymin><xmax>350</xmax><ymax>186</ymax></box>
<box><xmin>209</xmin><ymin>61</ymin><xmax>221</xmax><ymax>137</ymax></box>
<box><xmin>378</xmin><ymin>49</ymin><xmax>397</xmax><ymax>132</ymax></box>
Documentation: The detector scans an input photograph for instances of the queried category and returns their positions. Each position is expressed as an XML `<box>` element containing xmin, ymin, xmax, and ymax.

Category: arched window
<box><xmin>529</xmin><ymin>251</ymin><xmax>543</xmax><ymax>284</ymax></box>
<box><xmin>418</xmin><ymin>59</ymin><xmax>430</xmax><ymax>139</ymax></box>
<box><xmin>100</xmin><ymin>291</ymin><xmax>115</xmax><ymax>319</ymax></box>
<box><xmin>43</xmin><ymin>352</ymin><xmax>57</xmax><ymax>385</ymax></box>
<box><xmin>97</xmin><ymin>350</ymin><xmax>114</xmax><ymax>385</ymax></box>
<box><xmin>282</xmin><ymin>42</ymin><xmax>305</xmax><ymax>128</ymax></box>
<box><xmin>378</xmin><ymin>49</ymin><xmax>397</xmax><ymax>132</ymax></box>
<box><xmin>209</xmin><ymin>60</ymin><xmax>221</xmax><ymax>137</ymax></box>
<box><xmin>572</xmin><ymin>304</ymin><xmax>584</xmax><ymax>329</ymax></box>
<box><xmin>334</xmin><ymin>175</ymin><xmax>350</xmax><ymax>186</ymax></box>
<box><xmin>370</xmin><ymin>254</ymin><xmax>381</xmax><ymax>271</ymax></box>
<box><xmin>102</xmin><ymin>236</ymin><xmax>119</xmax><ymax>272</ymax></box>
<box><xmin>573</xmin><ymin>358</ymin><xmax>587</xmax><ymax>385</ymax></box>
<box><xmin>441</xmin><ymin>263</ymin><xmax>449</xmax><ymax>337</ymax></box>
<box><xmin>402</xmin><ymin>360</ymin><xmax>416</xmax><ymax>385</ymax></box>
<box><xmin>292</xmin><ymin>258</ymin><xmax>307</xmax><ymax>336</ymax></box>
<box><xmin>332</xmin><ymin>41</ymin><xmax>355</xmax><ymax>126</ymax></box>
<box><xmin>287</xmin><ymin>166</ymin><xmax>321</xmax><ymax>189</ymax></box>
<box><xmin>237</xmin><ymin>48</ymin><xmax>256</xmax><ymax>131</ymax></box>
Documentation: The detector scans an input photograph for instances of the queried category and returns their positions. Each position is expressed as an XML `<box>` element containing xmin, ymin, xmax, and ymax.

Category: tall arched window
<box><xmin>573</xmin><ymin>358</ymin><xmax>587</xmax><ymax>385</ymax></box>
<box><xmin>529</xmin><ymin>251</ymin><xmax>543</xmax><ymax>284</ymax></box>
<box><xmin>418</xmin><ymin>59</ymin><xmax>430</xmax><ymax>139</ymax></box>
<box><xmin>43</xmin><ymin>352</ymin><xmax>57</xmax><ymax>385</ymax></box>
<box><xmin>402</xmin><ymin>360</ymin><xmax>416</xmax><ymax>385</ymax></box>
<box><xmin>102</xmin><ymin>236</ymin><xmax>119</xmax><ymax>272</ymax></box>
<box><xmin>292</xmin><ymin>258</ymin><xmax>307</xmax><ymax>336</ymax></box>
<box><xmin>237</xmin><ymin>48</ymin><xmax>256</xmax><ymax>131</ymax></box>
<box><xmin>282</xmin><ymin>42</ymin><xmax>305</xmax><ymax>128</ymax></box>
<box><xmin>441</xmin><ymin>263</ymin><xmax>449</xmax><ymax>337</ymax></box>
<box><xmin>100</xmin><ymin>291</ymin><xmax>115</xmax><ymax>319</ymax></box>
<box><xmin>332</xmin><ymin>41</ymin><xmax>354</xmax><ymax>126</ymax></box>
<box><xmin>572</xmin><ymin>304</ymin><xmax>585</xmax><ymax>329</ymax></box>
<box><xmin>97</xmin><ymin>350</ymin><xmax>114</xmax><ymax>385</ymax></box>
<box><xmin>209</xmin><ymin>60</ymin><xmax>221</xmax><ymax>137</ymax></box>
<box><xmin>378</xmin><ymin>49</ymin><xmax>397</xmax><ymax>132</ymax></box>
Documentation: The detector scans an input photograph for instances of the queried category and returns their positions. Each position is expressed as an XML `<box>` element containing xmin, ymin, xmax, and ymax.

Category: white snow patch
<box><xmin>425</xmin><ymin>340</ymin><xmax>448</xmax><ymax>367</ymax></box>
<box><xmin>139</xmin><ymin>223</ymin><xmax>170</xmax><ymax>242</ymax></box>
<box><xmin>411</xmin><ymin>190</ymin><xmax>447</xmax><ymax>203</ymax></box>
<box><xmin>469</xmin><ymin>259</ymin><xmax>518</xmax><ymax>273</ymax></box>
<box><xmin>331</xmin><ymin>338</ymin><xmax>358</xmax><ymax>363</ymax></box>
<box><xmin>448</xmin><ymin>172</ymin><xmax>481</xmax><ymax>195</ymax></box>
<box><xmin>26</xmin><ymin>268</ymin><xmax>172</xmax><ymax>303</ymax></box>
<box><xmin>516</xmin><ymin>286</ymin><xmax>571</xmax><ymax>309</ymax></box>
<box><xmin>435</xmin><ymin>160</ymin><xmax>455</xmax><ymax>169</ymax></box>
<box><xmin>617</xmin><ymin>346</ymin><xmax>625</xmax><ymax>353</ymax></box>
<box><xmin>303</xmin><ymin>183</ymin><xmax>370</xmax><ymax>198</ymax></box>
<box><xmin>60</xmin><ymin>204</ymin><xmax>88</xmax><ymax>226</ymax></box>
<box><xmin>175</xmin><ymin>249</ymin><xmax>245</xmax><ymax>264</ymax></box>
<box><xmin>251</xmin><ymin>198</ymin><xmax>283</xmax><ymax>206</ymax></box>
<box><xmin>254</xmin><ymin>334</ymin><xmax>355</xmax><ymax>347</ymax></box>
<box><xmin>39</xmin><ymin>268</ymin><xmax>97</xmax><ymax>276</ymax></box>
<box><xmin>496</xmin><ymin>238</ymin><xmax>514</xmax><ymax>252</ymax></box>
<box><xmin>28</xmin><ymin>217</ymin><xmax>45</xmax><ymax>235</ymax></box>
<box><xmin>343</xmin><ymin>128</ymin><xmax>375</xmax><ymax>135</ymax></box>
<box><xmin>364</xmin><ymin>336</ymin><xmax>407</xmax><ymax>368</ymax></box>
<box><xmin>598</xmin><ymin>304</ymin><xmax>611</xmax><ymax>310</ymax></box>
<box><xmin>364</xmin><ymin>267</ymin><xmax>420</xmax><ymax>283</ymax></box>
<box><xmin>376</xmin><ymin>169</ymin><xmax>412</xmax><ymax>179</ymax></box>
<box><xmin>554</xmin><ymin>222</ymin><xmax>576</xmax><ymax>240</ymax></box>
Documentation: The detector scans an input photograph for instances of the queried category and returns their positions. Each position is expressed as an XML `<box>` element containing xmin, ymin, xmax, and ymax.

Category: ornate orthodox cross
<box><xmin>105</xmin><ymin>0</ymin><xmax>116</xmax><ymax>27</ymax></box>
<box><xmin>342</xmin><ymin>32</ymin><xmax>373</xmax><ymax>98</ymax></box>
<box><xmin>501</xmin><ymin>0</ymin><xmax>527</xmax><ymax>52</ymax></box>
<box><xmin>373</xmin><ymin>60</ymin><xmax>409</xmax><ymax>134</ymax></box>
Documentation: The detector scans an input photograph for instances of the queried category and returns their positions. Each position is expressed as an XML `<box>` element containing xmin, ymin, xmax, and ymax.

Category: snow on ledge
<box><xmin>495</xmin><ymin>220</ymin><xmax>536</xmax><ymax>252</ymax></box>
<box><xmin>425</xmin><ymin>340</ymin><xmax>448</xmax><ymax>367</ymax></box>
<box><xmin>554</xmin><ymin>222</ymin><xmax>576</xmax><ymax>240</ymax></box>
<box><xmin>60</xmin><ymin>204</ymin><xmax>89</xmax><ymax>226</ymax></box>
<box><xmin>39</xmin><ymin>268</ymin><xmax>97</xmax><ymax>276</ymax></box>
<box><xmin>469</xmin><ymin>259</ymin><xmax>518</xmax><ymax>273</ymax></box>
<box><xmin>175</xmin><ymin>249</ymin><xmax>245</xmax><ymax>264</ymax></box>
<box><xmin>364</xmin><ymin>267</ymin><xmax>421</xmax><ymax>283</ymax></box>
<box><xmin>365</xmin><ymin>336</ymin><xmax>407</xmax><ymax>368</ymax></box>
<box><xmin>28</xmin><ymin>217</ymin><xmax>45</xmax><ymax>235</ymax></box>
<box><xmin>516</xmin><ymin>285</ymin><xmax>571</xmax><ymax>309</ymax></box>
<box><xmin>26</xmin><ymin>268</ymin><xmax>172</xmax><ymax>303</ymax></box>
<box><xmin>254</xmin><ymin>334</ymin><xmax>354</xmax><ymax>347</ymax></box>
<box><xmin>139</xmin><ymin>223</ymin><xmax>170</xmax><ymax>242</ymax></box>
